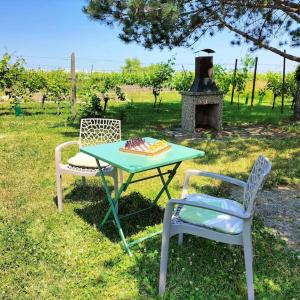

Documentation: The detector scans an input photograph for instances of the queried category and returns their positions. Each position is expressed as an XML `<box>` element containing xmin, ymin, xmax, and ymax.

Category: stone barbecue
<box><xmin>181</xmin><ymin>56</ymin><xmax>223</xmax><ymax>132</ymax></box>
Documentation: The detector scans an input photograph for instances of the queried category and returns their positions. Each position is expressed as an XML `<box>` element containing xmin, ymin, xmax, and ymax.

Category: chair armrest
<box><xmin>185</xmin><ymin>170</ymin><xmax>247</xmax><ymax>188</ymax></box>
<box><xmin>55</xmin><ymin>141</ymin><xmax>79</xmax><ymax>164</ymax></box>
<box><xmin>167</xmin><ymin>198</ymin><xmax>251</xmax><ymax>220</ymax></box>
<box><xmin>181</xmin><ymin>169</ymin><xmax>247</xmax><ymax>198</ymax></box>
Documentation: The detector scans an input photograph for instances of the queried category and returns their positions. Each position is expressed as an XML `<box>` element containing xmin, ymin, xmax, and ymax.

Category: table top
<box><xmin>80</xmin><ymin>137</ymin><xmax>205</xmax><ymax>173</ymax></box>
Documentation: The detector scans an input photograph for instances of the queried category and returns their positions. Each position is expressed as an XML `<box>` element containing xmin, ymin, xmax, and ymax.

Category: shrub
<box><xmin>79</xmin><ymin>93</ymin><xmax>103</xmax><ymax>119</ymax></box>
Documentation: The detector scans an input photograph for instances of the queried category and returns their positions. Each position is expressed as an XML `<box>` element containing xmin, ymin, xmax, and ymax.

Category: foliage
<box><xmin>258</xmin><ymin>88</ymin><xmax>266</xmax><ymax>104</ymax></box>
<box><xmin>1</xmin><ymin>53</ymin><xmax>299</xmax><ymax>114</ymax></box>
<box><xmin>142</xmin><ymin>58</ymin><xmax>175</xmax><ymax>108</ymax></box>
<box><xmin>232</xmin><ymin>55</ymin><xmax>255</xmax><ymax>105</ymax></box>
<box><xmin>266</xmin><ymin>72</ymin><xmax>282</xmax><ymax>97</ymax></box>
<box><xmin>213</xmin><ymin>65</ymin><xmax>231</xmax><ymax>94</ymax></box>
<box><xmin>79</xmin><ymin>93</ymin><xmax>103</xmax><ymax>118</ymax></box>
<box><xmin>0</xmin><ymin>53</ymin><xmax>26</xmax><ymax>99</ymax></box>
<box><xmin>172</xmin><ymin>69</ymin><xmax>193</xmax><ymax>91</ymax></box>
<box><xmin>83</xmin><ymin>0</ymin><xmax>300</xmax><ymax>62</ymax></box>
<box><xmin>121</xmin><ymin>58</ymin><xmax>142</xmax><ymax>73</ymax></box>
<box><xmin>115</xmin><ymin>86</ymin><xmax>127</xmax><ymax>101</ymax></box>
<box><xmin>24</xmin><ymin>70</ymin><xmax>47</xmax><ymax>96</ymax></box>
<box><xmin>266</xmin><ymin>72</ymin><xmax>282</xmax><ymax>110</ymax></box>
<box><xmin>285</xmin><ymin>72</ymin><xmax>297</xmax><ymax>98</ymax></box>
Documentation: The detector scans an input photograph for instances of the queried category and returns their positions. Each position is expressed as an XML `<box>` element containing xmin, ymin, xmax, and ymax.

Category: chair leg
<box><xmin>178</xmin><ymin>233</ymin><xmax>183</xmax><ymax>245</ymax></box>
<box><xmin>159</xmin><ymin>231</ymin><xmax>171</xmax><ymax>294</ymax></box>
<box><xmin>243</xmin><ymin>229</ymin><xmax>254</xmax><ymax>300</ymax></box>
<box><xmin>113</xmin><ymin>168</ymin><xmax>119</xmax><ymax>214</ymax></box>
<box><xmin>56</xmin><ymin>172</ymin><xmax>63</xmax><ymax>212</ymax></box>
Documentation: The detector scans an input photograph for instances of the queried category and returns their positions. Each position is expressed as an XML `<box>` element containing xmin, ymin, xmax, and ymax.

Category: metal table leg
<box><xmin>96</xmin><ymin>160</ymin><xmax>181</xmax><ymax>254</ymax></box>
<box><xmin>96</xmin><ymin>161</ymin><xmax>133</xmax><ymax>255</ymax></box>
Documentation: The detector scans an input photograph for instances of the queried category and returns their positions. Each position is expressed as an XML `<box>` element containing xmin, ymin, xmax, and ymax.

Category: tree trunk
<box><xmin>153</xmin><ymin>89</ymin><xmax>157</xmax><ymax>108</ymax></box>
<box><xmin>41</xmin><ymin>94</ymin><xmax>46</xmax><ymax>110</ymax></box>
<box><xmin>272</xmin><ymin>94</ymin><xmax>277</xmax><ymax>109</ymax></box>
<box><xmin>245</xmin><ymin>93</ymin><xmax>249</xmax><ymax>105</ymax></box>
<box><xmin>157</xmin><ymin>96</ymin><xmax>163</xmax><ymax>112</ymax></box>
<box><xmin>294</xmin><ymin>82</ymin><xmax>300</xmax><ymax>120</ymax></box>
<box><xmin>57</xmin><ymin>101</ymin><xmax>61</xmax><ymax>115</ymax></box>
<box><xmin>103</xmin><ymin>97</ymin><xmax>109</xmax><ymax>112</ymax></box>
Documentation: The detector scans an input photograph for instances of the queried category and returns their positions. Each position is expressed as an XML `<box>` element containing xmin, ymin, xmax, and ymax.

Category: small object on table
<box><xmin>121</xmin><ymin>137</ymin><xmax>170</xmax><ymax>155</ymax></box>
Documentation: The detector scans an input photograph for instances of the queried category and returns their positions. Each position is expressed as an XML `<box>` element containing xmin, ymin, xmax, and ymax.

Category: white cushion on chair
<box><xmin>178</xmin><ymin>194</ymin><xmax>244</xmax><ymax>235</ymax></box>
<box><xmin>67</xmin><ymin>152</ymin><xmax>109</xmax><ymax>169</ymax></box>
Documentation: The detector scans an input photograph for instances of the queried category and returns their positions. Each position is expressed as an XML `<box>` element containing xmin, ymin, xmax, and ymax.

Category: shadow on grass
<box><xmin>60</xmin><ymin>131</ymin><xmax>79</xmax><ymax>138</ymax></box>
<box><xmin>127</xmin><ymin>218</ymin><xmax>300</xmax><ymax>299</ymax></box>
<box><xmin>65</xmin><ymin>182</ymin><xmax>164</xmax><ymax>242</ymax></box>
<box><xmin>76</xmin><ymin>191</ymin><xmax>164</xmax><ymax>241</ymax></box>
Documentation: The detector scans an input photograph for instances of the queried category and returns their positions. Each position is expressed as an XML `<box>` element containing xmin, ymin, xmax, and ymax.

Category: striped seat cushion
<box><xmin>178</xmin><ymin>194</ymin><xmax>244</xmax><ymax>235</ymax></box>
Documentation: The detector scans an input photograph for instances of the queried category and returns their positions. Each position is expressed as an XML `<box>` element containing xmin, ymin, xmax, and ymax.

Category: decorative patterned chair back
<box><xmin>79</xmin><ymin>118</ymin><xmax>121</xmax><ymax>147</ymax></box>
<box><xmin>243</xmin><ymin>155</ymin><xmax>272</xmax><ymax>215</ymax></box>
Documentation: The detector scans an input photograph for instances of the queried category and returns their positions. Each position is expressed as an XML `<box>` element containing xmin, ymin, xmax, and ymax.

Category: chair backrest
<box><xmin>244</xmin><ymin>155</ymin><xmax>272</xmax><ymax>215</ymax></box>
<box><xmin>79</xmin><ymin>118</ymin><xmax>121</xmax><ymax>147</ymax></box>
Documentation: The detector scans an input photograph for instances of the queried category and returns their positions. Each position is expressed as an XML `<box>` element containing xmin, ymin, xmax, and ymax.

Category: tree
<box><xmin>24</xmin><ymin>70</ymin><xmax>47</xmax><ymax>107</ymax></box>
<box><xmin>142</xmin><ymin>59</ymin><xmax>175</xmax><ymax>109</ymax></box>
<box><xmin>0</xmin><ymin>53</ymin><xmax>26</xmax><ymax>99</ymax></box>
<box><xmin>266</xmin><ymin>72</ymin><xmax>282</xmax><ymax>109</ymax></box>
<box><xmin>231</xmin><ymin>55</ymin><xmax>255</xmax><ymax>107</ymax></box>
<box><xmin>83</xmin><ymin>0</ymin><xmax>300</xmax><ymax>63</ymax></box>
<box><xmin>44</xmin><ymin>70</ymin><xmax>70</xmax><ymax>114</ymax></box>
<box><xmin>213</xmin><ymin>65</ymin><xmax>231</xmax><ymax>95</ymax></box>
<box><xmin>122</xmin><ymin>58</ymin><xmax>142</xmax><ymax>73</ymax></box>
<box><xmin>172</xmin><ymin>68</ymin><xmax>193</xmax><ymax>92</ymax></box>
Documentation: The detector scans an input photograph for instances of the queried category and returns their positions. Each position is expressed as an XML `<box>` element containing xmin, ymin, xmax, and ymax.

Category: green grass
<box><xmin>0</xmin><ymin>92</ymin><xmax>300</xmax><ymax>299</ymax></box>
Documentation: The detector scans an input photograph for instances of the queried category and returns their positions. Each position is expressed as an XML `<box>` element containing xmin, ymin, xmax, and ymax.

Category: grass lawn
<box><xmin>0</xmin><ymin>91</ymin><xmax>300</xmax><ymax>299</ymax></box>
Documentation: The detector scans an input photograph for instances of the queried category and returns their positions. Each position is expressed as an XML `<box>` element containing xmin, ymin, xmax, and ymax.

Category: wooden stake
<box><xmin>250</xmin><ymin>57</ymin><xmax>258</xmax><ymax>108</ymax></box>
<box><xmin>70</xmin><ymin>52</ymin><xmax>76</xmax><ymax>117</ymax></box>
<box><xmin>230</xmin><ymin>59</ymin><xmax>238</xmax><ymax>105</ymax></box>
<box><xmin>281</xmin><ymin>50</ymin><xmax>286</xmax><ymax>113</ymax></box>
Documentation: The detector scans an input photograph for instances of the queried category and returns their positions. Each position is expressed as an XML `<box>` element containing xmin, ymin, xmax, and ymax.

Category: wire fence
<box><xmin>9</xmin><ymin>53</ymin><xmax>299</xmax><ymax>74</ymax></box>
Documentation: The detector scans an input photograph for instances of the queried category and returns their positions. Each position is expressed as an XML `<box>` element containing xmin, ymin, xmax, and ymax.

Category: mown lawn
<box><xmin>0</xmin><ymin>92</ymin><xmax>299</xmax><ymax>299</ymax></box>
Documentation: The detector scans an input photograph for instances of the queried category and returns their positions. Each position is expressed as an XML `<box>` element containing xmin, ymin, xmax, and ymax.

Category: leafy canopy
<box><xmin>83</xmin><ymin>1</ymin><xmax>300</xmax><ymax>62</ymax></box>
<box><xmin>122</xmin><ymin>57</ymin><xmax>142</xmax><ymax>73</ymax></box>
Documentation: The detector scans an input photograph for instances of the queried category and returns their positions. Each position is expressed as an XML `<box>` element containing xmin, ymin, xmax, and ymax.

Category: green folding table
<box><xmin>81</xmin><ymin>137</ymin><xmax>205</xmax><ymax>255</ymax></box>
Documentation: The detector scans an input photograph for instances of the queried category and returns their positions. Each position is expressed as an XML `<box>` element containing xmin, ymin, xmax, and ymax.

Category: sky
<box><xmin>0</xmin><ymin>0</ymin><xmax>299</xmax><ymax>73</ymax></box>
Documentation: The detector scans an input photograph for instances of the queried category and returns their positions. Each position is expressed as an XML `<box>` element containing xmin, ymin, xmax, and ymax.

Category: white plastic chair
<box><xmin>55</xmin><ymin>118</ymin><xmax>122</xmax><ymax>211</ymax></box>
<box><xmin>159</xmin><ymin>155</ymin><xmax>272</xmax><ymax>300</ymax></box>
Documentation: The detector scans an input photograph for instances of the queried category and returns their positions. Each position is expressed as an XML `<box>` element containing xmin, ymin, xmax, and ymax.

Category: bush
<box><xmin>79</xmin><ymin>93</ymin><xmax>103</xmax><ymax>119</ymax></box>
<box><xmin>172</xmin><ymin>71</ymin><xmax>193</xmax><ymax>91</ymax></box>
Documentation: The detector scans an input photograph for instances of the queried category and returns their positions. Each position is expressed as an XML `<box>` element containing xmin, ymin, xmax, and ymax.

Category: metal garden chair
<box><xmin>159</xmin><ymin>155</ymin><xmax>272</xmax><ymax>300</ymax></box>
<box><xmin>55</xmin><ymin>118</ymin><xmax>122</xmax><ymax>211</ymax></box>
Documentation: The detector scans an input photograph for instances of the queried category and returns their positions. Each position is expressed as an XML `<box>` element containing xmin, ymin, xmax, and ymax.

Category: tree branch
<box><xmin>216</xmin><ymin>15</ymin><xmax>300</xmax><ymax>62</ymax></box>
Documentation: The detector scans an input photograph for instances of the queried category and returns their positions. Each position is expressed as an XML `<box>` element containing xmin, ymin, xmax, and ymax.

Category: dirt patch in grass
<box><xmin>221</xmin><ymin>124</ymin><xmax>299</xmax><ymax>139</ymax></box>
<box><xmin>231</xmin><ymin>186</ymin><xmax>300</xmax><ymax>252</ymax></box>
<box><xmin>167</xmin><ymin>123</ymin><xmax>299</xmax><ymax>140</ymax></box>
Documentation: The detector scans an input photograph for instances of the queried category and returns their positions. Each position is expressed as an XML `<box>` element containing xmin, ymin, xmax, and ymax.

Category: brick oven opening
<box><xmin>195</xmin><ymin>104</ymin><xmax>220</xmax><ymax>130</ymax></box>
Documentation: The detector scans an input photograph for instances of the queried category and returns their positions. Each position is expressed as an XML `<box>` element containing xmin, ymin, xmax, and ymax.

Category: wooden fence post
<box><xmin>250</xmin><ymin>57</ymin><xmax>258</xmax><ymax>109</ymax></box>
<box><xmin>230</xmin><ymin>58</ymin><xmax>238</xmax><ymax>105</ymax></box>
<box><xmin>281</xmin><ymin>50</ymin><xmax>286</xmax><ymax>114</ymax></box>
<box><xmin>70</xmin><ymin>52</ymin><xmax>76</xmax><ymax>117</ymax></box>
